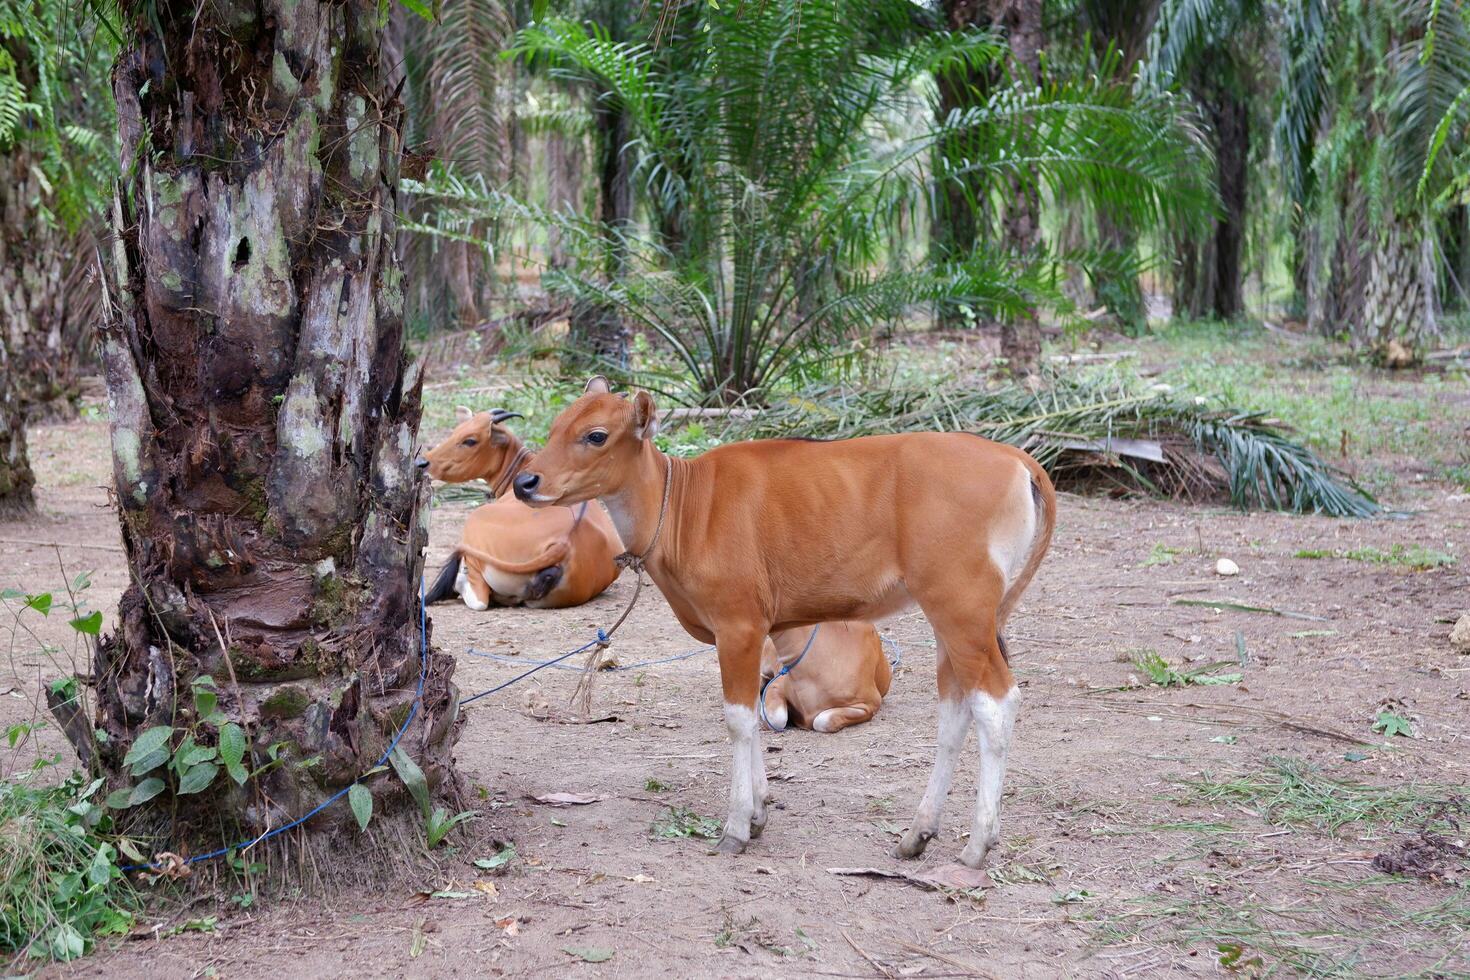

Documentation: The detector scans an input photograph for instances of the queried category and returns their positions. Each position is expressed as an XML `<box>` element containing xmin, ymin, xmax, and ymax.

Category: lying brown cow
<box><xmin>417</xmin><ymin>408</ymin><xmax>622</xmax><ymax>609</ymax></box>
<box><xmin>760</xmin><ymin>623</ymin><xmax>892</xmax><ymax>733</ymax></box>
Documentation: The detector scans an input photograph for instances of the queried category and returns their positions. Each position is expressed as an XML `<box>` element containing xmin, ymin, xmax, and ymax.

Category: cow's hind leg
<box><xmin>923</xmin><ymin>592</ymin><xmax>1017</xmax><ymax>868</ymax></box>
<box><xmin>714</xmin><ymin>625</ymin><xmax>767</xmax><ymax>854</ymax></box>
<box><xmin>811</xmin><ymin>704</ymin><xmax>877</xmax><ymax>733</ymax></box>
<box><xmin>896</xmin><ymin>639</ymin><xmax>969</xmax><ymax>859</ymax></box>
<box><xmin>960</xmin><ymin>675</ymin><xmax>1017</xmax><ymax>868</ymax></box>
<box><xmin>457</xmin><ymin>559</ymin><xmax>491</xmax><ymax>611</ymax></box>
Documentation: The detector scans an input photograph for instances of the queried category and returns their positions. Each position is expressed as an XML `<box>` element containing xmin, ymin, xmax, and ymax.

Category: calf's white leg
<box><xmin>958</xmin><ymin>686</ymin><xmax>1018</xmax><ymax>868</ymax></box>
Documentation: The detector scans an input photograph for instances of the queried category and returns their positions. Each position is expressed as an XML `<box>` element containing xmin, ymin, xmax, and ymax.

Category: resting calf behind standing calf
<box><xmin>416</xmin><ymin>407</ymin><xmax>622</xmax><ymax>609</ymax></box>
<box><xmin>760</xmin><ymin>622</ymin><xmax>891</xmax><ymax>733</ymax></box>
<box><xmin>515</xmin><ymin>378</ymin><xmax>1056</xmax><ymax>868</ymax></box>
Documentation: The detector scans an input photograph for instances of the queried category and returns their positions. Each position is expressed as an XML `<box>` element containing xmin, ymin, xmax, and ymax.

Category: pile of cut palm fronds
<box><xmin>706</xmin><ymin>372</ymin><xmax>1378</xmax><ymax>517</ymax></box>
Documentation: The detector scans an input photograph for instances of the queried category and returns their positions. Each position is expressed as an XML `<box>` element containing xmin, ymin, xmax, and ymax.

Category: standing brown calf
<box><xmin>514</xmin><ymin>378</ymin><xmax>1056</xmax><ymax>867</ymax></box>
<box><xmin>760</xmin><ymin>622</ymin><xmax>892</xmax><ymax>733</ymax></box>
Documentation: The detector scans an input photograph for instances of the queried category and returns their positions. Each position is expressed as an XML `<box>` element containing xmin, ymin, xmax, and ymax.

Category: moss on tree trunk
<box><xmin>82</xmin><ymin>0</ymin><xmax>461</xmax><ymax>847</ymax></box>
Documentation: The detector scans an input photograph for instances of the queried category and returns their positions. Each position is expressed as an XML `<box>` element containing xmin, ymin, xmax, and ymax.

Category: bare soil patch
<box><xmin>4</xmin><ymin>399</ymin><xmax>1468</xmax><ymax>978</ymax></box>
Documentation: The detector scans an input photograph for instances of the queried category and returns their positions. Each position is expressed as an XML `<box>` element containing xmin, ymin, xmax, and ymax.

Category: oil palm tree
<box><xmin>1144</xmin><ymin>0</ymin><xmax>1268</xmax><ymax>322</ymax></box>
<box><xmin>0</xmin><ymin>0</ymin><xmax>116</xmax><ymax>513</ymax></box>
<box><xmin>75</xmin><ymin>0</ymin><xmax>461</xmax><ymax>853</ymax></box>
<box><xmin>1276</xmin><ymin>0</ymin><xmax>1465</xmax><ymax>356</ymax></box>
<box><xmin>411</xmin><ymin>0</ymin><xmax>1211</xmax><ymax>404</ymax></box>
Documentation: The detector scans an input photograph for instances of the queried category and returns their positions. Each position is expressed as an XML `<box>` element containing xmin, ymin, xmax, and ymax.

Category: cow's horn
<box><xmin>489</xmin><ymin>409</ymin><xmax>523</xmax><ymax>424</ymax></box>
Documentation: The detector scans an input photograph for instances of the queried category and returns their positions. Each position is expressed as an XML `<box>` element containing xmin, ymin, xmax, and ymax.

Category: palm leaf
<box><xmin>711</xmin><ymin>370</ymin><xmax>1378</xmax><ymax>518</ymax></box>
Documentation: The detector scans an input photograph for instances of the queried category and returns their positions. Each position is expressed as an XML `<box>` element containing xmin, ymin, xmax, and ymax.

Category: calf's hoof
<box><xmin>894</xmin><ymin>828</ymin><xmax>934</xmax><ymax>860</ymax></box>
<box><xmin>957</xmin><ymin>839</ymin><xmax>995</xmax><ymax>869</ymax></box>
<box><xmin>749</xmin><ymin>812</ymin><xmax>767</xmax><ymax>839</ymax></box>
<box><xmin>714</xmin><ymin>833</ymin><xmax>747</xmax><ymax>855</ymax></box>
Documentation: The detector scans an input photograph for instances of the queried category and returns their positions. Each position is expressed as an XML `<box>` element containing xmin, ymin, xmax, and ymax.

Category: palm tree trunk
<box><xmin>990</xmin><ymin>0</ymin><xmax>1044</xmax><ymax>378</ymax></box>
<box><xmin>0</xmin><ymin>345</ymin><xmax>34</xmax><ymax>516</ymax></box>
<box><xmin>545</xmin><ymin>128</ymin><xmax>585</xmax><ymax>270</ymax></box>
<box><xmin>568</xmin><ymin>93</ymin><xmax>633</xmax><ymax>368</ymax></box>
<box><xmin>930</xmin><ymin>0</ymin><xmax>993</xmax><ymax>332</ymax></box>
<box><xmin>83</xmin><ymin>0</ymin><xmax>460</xmax><ymax>843</ymax></box>
<box><xmin>1359</xmin><ymin>214</ymin><xmax>1439</xmax><ymax>358</ymax></box>
<box><xmin>1206</xmin><ymin>84</ymin><xmax>1249</xmax><ymax>321</ymax></box>
<box><xmin>0</xmin><ymin>115</ymin><xmax>88</xmax><ymax>511</ymax></box>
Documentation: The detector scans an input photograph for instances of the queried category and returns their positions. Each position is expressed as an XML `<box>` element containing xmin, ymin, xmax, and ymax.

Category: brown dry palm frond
<box><xmin>710</xmin><ymin>370</ymin><xmax>1378</xmax><ymax>517</ymax></box>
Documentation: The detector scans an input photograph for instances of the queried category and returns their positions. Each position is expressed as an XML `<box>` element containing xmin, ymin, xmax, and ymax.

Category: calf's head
<box><xmin>514</xmin><ymin>377</ymin><xmax>658</xmax><ymax>506</ymax></box>
<box><xmin>415</xmin><ymin>406</ymin><xmax>524</xmax><ymax>484</ymax></box>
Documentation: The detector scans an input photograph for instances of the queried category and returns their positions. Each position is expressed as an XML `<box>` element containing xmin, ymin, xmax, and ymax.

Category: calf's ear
<box><xmin>584</xmin><ymin>376</ymin><xmax>612</xmax><ymax>395</ymax></box>
<box><xmin>455</xmin><ymin>405</ymin><xmax>474</xmax><ymax>422</ymax></box>
<box><xmin>632</xmin><ymin>390</ymin><xmax>659</xmax><ymax>441</ymax></box>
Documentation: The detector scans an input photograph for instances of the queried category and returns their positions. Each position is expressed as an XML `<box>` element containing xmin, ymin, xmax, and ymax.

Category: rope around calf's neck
<box><xmin>572</xmin><ymin>454</ymin><xmax>673</xmax><ymax>714</ymax></box>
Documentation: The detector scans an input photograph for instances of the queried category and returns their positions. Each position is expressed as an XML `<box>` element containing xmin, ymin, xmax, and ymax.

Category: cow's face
<box><xmin>416</xmin><ymin>407</ymin><xmax>523</xmax><ymax>485</ymax></box>
<box><xmin>513</xmin><ymin>377</ymin><xmax>657</xmax><ymax>506</ymax></box>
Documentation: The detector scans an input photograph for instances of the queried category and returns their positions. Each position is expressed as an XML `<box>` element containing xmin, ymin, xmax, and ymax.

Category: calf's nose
<box><xmin>414</xmin><ymin>456</ymin><xmax>430</xmax><ymax>472</ymax></box>
<box><xmin>513</xmin><ymin>471</ymin><xmax>540</xmax><ymax>501</ymax></box>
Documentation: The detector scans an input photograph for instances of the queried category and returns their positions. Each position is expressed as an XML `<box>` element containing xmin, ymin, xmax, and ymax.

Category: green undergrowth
<box><xmin>1</xmin><ymin>769</ymin><xmax>136</xmax><ymax>966</ymax></box>
<box><xmin>1095</xmin><ymin>884</ymin><xmax>1470</xmax><ymax>978</ymax></box>
<box><xmin>651</xmin><ymin>805</ymin><xmax>722</xmax><ymax>841</ymax></box>
<box><xmin>1137</xmin><ymin>319</ymin><xmax>1468</xmax><ymax>467</ymax></box>
<box><xmin>1174</xmin><ymin>758</ymin><xmax>1464</xmax><ymax>835</ymax></box>
<box><xmin>1294</xmin><ymin>544</ymin><xmax>1458</xmax><ymax>571</ymax></box>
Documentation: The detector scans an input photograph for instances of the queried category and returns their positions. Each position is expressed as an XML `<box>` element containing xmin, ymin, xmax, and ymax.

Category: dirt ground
<box><xmin>4</xmin><ymin>374</ymin><xmax>1469</xmax><ymax>978</ymax></box>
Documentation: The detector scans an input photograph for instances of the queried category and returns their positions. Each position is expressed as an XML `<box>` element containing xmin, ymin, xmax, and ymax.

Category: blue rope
<box><xmin>457</xmin><ymin>631</ymin><xmax>608</xmax><ymax>706</ymax></box>
<box><xmin>465</xmin><ymin>644</ymin><xmax>712</xmax><ymax>673</ymax></box>
<box><xmin>123</xmin><ymin>572</ymin><xmax>432</xmax><ymax>872</ymax></box>
<box><xmin>882</xmin><ymin>634</ymin><xmax>902</xmax><ymax>670</ymax></box>
<box><xmin>758</xmin><ymin>625</ymin><xmax>819</xmax><ymax>732</ymax></box>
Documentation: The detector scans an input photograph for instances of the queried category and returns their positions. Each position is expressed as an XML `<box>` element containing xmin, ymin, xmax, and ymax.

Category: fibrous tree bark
<box><xmin>83</xmin><ymin>0</ymin><xmax>460</xmax><ymax>844</ymax></box>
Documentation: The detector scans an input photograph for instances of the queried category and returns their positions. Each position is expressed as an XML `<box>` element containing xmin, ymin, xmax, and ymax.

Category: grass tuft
<box><xmin>1294</xmin><ymin>544</ymin><xmax>1458</xmax><ymax>571</ymax></box>
<box><xmin>1</xmin><ymin>772</ymin><xmax>135</xmax><ymax>967</ymax></box>
<box><xmin>1177</xmin><ymin>758</ymin><xmax>1464</xmax><ymax>834</ymax></box>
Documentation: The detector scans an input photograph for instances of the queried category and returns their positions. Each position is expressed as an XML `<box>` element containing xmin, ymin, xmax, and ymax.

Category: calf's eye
<box><xmin>461</xmin><ymin>437</ymin><xmax>478</xmax><ymax>447</ymax></box>
<box><xmin>586</xmin><ymin>430</ymin><xmax>608</xmax><ymax>446</ymax></box>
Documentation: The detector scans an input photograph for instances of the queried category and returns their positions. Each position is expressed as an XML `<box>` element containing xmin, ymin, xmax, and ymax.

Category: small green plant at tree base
<box><xmin>652</xmin><ymin>806</ymin><xmax>723</xmax><ymax>841</ymax></box>
<box><xmin>1372</xmin><ymin>711</ymin><xmax>1414</xmax><ymax>739</ymax></box>
<box><xmin>643</xmin><ymin>778</ymin><xmax>671</xmax><ymax>793</ymax></box>
<box><xmin>1131</xmin><ymin>651</ymin><xmax>1242</xmax><ymax>688</ymax></box>
<box><xmin>104</xmin><ymin>676</ymin><xmax>251</xmax><ymax>809</ymax></box>
<box><xmin>1293</xmin><ymin>545</ymin><xmax>1457</xmax><ymax>571</ymax></box>
<box><xmin>426</xmin><ymin>807</ymin><xmax>475</xmax><ymax>848</ymax></box>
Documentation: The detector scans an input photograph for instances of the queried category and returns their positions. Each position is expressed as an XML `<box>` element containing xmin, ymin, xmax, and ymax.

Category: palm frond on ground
<box><xmin>708</xmin><ymin>370</ymin><xmax>1378</xmax><ymax>517</ymax></box>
